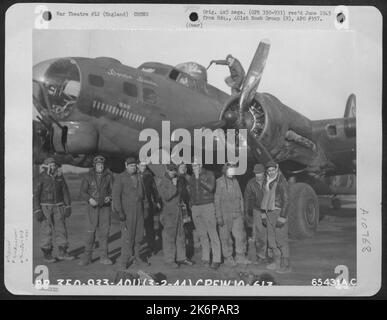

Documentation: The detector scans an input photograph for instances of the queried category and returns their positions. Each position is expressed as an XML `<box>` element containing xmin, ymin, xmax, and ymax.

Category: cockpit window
<box><xmin>177</xmin><ymin>74</ymin><xmax>196</xmax><ymax>89</ymax></box>
<box><xmin>138</xmin><ymin>63</ymin><xmax>170</xmax><ymax>76</ymax></box>
<box><xmin>35</xmin><ymin>59</ymin><xmax>81</xmax><ymax>119</ymax></box>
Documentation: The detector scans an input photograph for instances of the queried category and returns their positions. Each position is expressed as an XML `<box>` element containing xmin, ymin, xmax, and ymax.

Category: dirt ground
<box><xmin>33</xmin><ymin>191</ymin><xmax>356</xmax><ymax>287</ymax></box>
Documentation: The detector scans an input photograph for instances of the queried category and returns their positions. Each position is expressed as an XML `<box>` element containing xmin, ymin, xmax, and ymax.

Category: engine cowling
<box><xmin>221</xmin><ymin>93</ymin><xmax>317</xmax><ymax>166</ymax></box>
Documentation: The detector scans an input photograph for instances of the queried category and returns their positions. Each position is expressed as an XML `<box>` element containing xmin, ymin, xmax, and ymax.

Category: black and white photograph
<box><xmin>4</xmin><ymin>4</ymin><xmax>383</xmax><ymax>296</ymax></box>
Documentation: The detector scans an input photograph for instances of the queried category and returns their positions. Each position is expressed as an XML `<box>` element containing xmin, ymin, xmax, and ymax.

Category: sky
<box><xmin>34</xmin><ymin>28</ymin><xmax>356</xmax><ymax>120</ymax></box>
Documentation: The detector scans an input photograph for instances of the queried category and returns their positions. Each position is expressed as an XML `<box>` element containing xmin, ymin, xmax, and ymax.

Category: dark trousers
<box><xmin>120</xmin><ymin>206</ymin><xmax>144</xmax><ymax>266</ymax></box>
<box><xmin>144</xmin><ymin>204</ymin><xmax>156</xmax><ymax>251</ymax></box>
<box><xmin>84</xmin><ymin>205</ymin><xmax>111</xmax><ymax>258</ymax></box>
<box><xmin>40</xmin><ymin>204</ymin><xmax>68</xmax><ymax>250</ymax></box>
<box><xmin>265</xmin><ymin>209</ymin><xmax>290</xmax><ymax>259</ymax></box>
<box><xmin>162</xmin><ymin>214</ymin><xmax>186</xmax><ymax>263</ymax></box>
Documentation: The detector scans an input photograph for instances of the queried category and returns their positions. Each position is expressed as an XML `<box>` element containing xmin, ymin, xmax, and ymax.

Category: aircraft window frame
<box><xmin>169</xmin><ymin>69</ymin><xmax>180</xmax><ymax>81</ymax></box>
<box><xmin>123</xmin><ymin>81</ymin><xmax>138</xmax><ymax>97</ymax></box>
<box><xmin>88</xmin><ymin>74</ymin><xmax>104</xmax><ymax>87</ymax></box>
<box><xmin>327</xmin><ymin>124</ymin><xmax>338</xmax><ymax>137</ymax></box>
<box><xmin>142</xmin><ymin>87</ymin><xmax>157</xmax><ymax>105</ymax></box>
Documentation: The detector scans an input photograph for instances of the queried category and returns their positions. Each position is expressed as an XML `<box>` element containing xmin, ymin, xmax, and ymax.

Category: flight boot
<box><xmin>254</xmin><ymin>255</ymin><xmax>268</xmax><ymax>266</ymax></box>
<box><xmin>236</xmin><ymin>254</ymin><xmax>252</xmax><ymax>265</ymax></box>
<box><xmin>100</xmin><ymin>256</ymin><xmax>113</xmax><ymax>265</ymax></box>
<box><xmin>57</xmin><ymin>246</ymin><xmax>75</xmax><ymax>261</ymax></box>
<box><xmin>224</xmin><ymin>257</ymin><xmax>237</xmax><ymax>267</ymax></box>
<box><xmin>210</xmin><ymin>262</ymin><xmax>221</xmax><ymax>270</ymax></box>
<box><xmin>130</xmin><ymin>257</ymin><xmax>150</xmax><ymax>269</ymax></box>
<box><xmin>276</xmin><ymin>257</ymin><xmax>292</xmax><ymax>274</ymax></box>
<box><xmin>266</xmin><ymin>256</ymin><xmax>281</xmax><ymax>271</ymax></box>
<box><xmin>78</xmin><ymin>252</ymin><xmax>92</xmax><ymax>266</ymax></box>
<box><xmin>41</xmin><ymin>248</ymin><xmax>56</xmax><ymax>264</ymax></box>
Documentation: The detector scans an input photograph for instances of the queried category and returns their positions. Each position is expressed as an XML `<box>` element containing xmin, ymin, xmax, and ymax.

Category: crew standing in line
<box><xmin>113</xmin><ymin>157</ymin><xmax>149</xmax><ymax>270</ymax></box>
<box><xmin>159</xmin><ymin>164</ymin><xmax>194</xmax><ymax>268</ymax></box>
<box><xmin>215</xmin><ymin>163</ymin><xmax>251</xmax><ymax>266</ymax></box>
<box><xmin>261</xmin><ymin>161</ymin><xmax>291</xmax><ymax>273</ymax></box>
<box><xmin>189</xmin><ymin>161</ymin><xmax>221</xmax><ymax>270</ymax></box>
<box><xmin>244</xmin><ymin>163</ymin><xmax>267</xmax><ymax>264</ymax></box>
<box><xmin>33</xmin><ymin>157</ymin><xmax>74</xmax><ymax>263</ymax></box>
<box><xmin>79</xmin><ymin>155</ymin><xmax>114</xmax><ymax>266</ymax></box>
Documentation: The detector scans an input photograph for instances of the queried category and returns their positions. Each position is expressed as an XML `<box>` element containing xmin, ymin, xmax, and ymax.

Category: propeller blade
<box><xmin>239</xmin><ymin>39</ymin><xmax>271</xmax><ymax>115</ymax></box>
<box><xmin>344</xmin><ymin>93</ymin><xmax>356</xmax><ymax>118</ymax></box>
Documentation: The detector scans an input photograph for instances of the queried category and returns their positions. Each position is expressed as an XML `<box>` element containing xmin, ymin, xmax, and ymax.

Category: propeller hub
<box><xmin>223</xmin><ymin>110</ymin><xmax>238</xmax><ymax>126</ymax></box>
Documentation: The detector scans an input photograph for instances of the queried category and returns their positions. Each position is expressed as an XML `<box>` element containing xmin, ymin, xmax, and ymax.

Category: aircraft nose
<box><xmin>33</xmin><ymin>58</ymin><xmax>81</xmax><ymax>119</ymax></box>
<box><xmin>33</xmin><ymin>60</ymin><xmax>53</xmax><ymax>114</ymax></box>
<box><xmin>33</xmin><ymin>59</ymin><xmax>55</xmax><ymax>83</ymax></box>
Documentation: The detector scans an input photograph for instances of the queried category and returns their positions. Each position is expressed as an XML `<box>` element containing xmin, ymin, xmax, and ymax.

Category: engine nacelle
<box><xmin>221</xmin><ymin>93</ymin><xmax>317</xmax><ymax>166</ymax></box>
<box><xmin>52</xmin><ymin>121</ymin><xmax>98</xmax><ymax>154</ymax></box>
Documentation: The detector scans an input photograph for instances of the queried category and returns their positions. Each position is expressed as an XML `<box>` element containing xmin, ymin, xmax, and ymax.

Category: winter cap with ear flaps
<box><xmin>93</xmin><ymin>155</ymin><xmax>105</xmax><ymax>164</ymax></box>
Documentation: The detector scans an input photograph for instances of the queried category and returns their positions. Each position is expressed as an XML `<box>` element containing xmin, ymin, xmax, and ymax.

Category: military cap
<box><xmin>43</xmin><ymin>157</ymin><xmax>56</xmax><ymax>165</ymax></box>
<box><xmin>166</xmin><ymin>163</ymin><xmax>178</xmax><ymax>171</ymax></box>
<box><xmin>265</xmin><ymin>161</ymin><xmax>277</xmax><ymax>169</ymax></box>
<box><xmin>125</xmin><ymin>157</ymin><xmax>137</xmax><ymax>165</ymax></box>
<box><xmin>253</xmin><ymin>164</ymin><xmax>265</xmax><ymax>174</ymax></box>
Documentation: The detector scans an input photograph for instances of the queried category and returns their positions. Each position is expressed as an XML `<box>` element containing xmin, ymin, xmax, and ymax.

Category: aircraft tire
<box><xmin>288</xmin><ymin>182</ymin><xmax>319</xmax><ymax>239</ymax></box>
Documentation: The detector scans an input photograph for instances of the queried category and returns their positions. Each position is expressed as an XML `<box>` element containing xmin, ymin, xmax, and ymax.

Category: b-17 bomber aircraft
<box><xmin>32</xmin><ymin>39</ymin><xmax>356</xmax><ymax>239</ymax></box>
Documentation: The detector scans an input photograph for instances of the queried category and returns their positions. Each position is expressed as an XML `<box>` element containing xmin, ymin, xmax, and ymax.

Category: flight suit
<box><xmin>113</xmin><ymin>171</ymin><xmax>144</xmax><ymax>268</ymax></box>
<box><xmin>33</xmin><ymin>171</ymin><xmax>71</xmax><ymax>252</ymax></box>
<box><xmin>214</xmin><ymin>176</ymin><xmax>247</xmax><ymax>260</ymax></box>
<box><xmin>80</xmin><ymin>168</ymin><xmax>114</xmax><ymax>260</ymax></box>
<box><xmin>159</xmin><ymin>173</ymin><xmax>186</xmax><ymax>264</ymax></box>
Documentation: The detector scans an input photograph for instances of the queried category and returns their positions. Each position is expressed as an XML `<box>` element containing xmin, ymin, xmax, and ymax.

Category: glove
<box><xmin>34</xmin><ymin>209</ymin><xmax>45</xmax><ymax>222</ymax></box>
<box><xmin>89</xmin><ymin>198</ymin><xmax>98</xmax><ymax>207</ymax></box>
<box><xmin>118</xmin><ymin>212</ymin><xmax>126</xmax><ymax>222</ymax></box>
<box><xmin>156</xmin><ymin>202</ymin><xmax>161</xmax><ymax>211</ymax></box>
<box><xmin>261</xmin><ymin>213</ymin><xmax>267</xmax><ymax>228</ymax></box>
<box><xmin>216</xmin><ymin>216</ymin><xmax>224</xmax><ymax>227</ymax></box>
<box><xmin>276</xmin><ymin>216</ymin><xmax>287</xmax><ymax>228</ymax></box>
<box><xmin>63</xmin><ymin>205</ymin><xmax>72</xmax><ymax>218</ymax></box>
<box><xmin>104</xmin><ymin>196</ymin><xmax>112</xmax><ymax>204</ymax></box>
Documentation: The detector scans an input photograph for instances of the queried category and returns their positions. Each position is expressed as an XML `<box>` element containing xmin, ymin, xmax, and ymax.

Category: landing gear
<box><xmin>331</xmin><ymin>196</ymin><xmax>341</xmax><ymax>210</ymax></box>
<box><xmin>288</xmin><ymin>183</ymin><xmax>320</xmax><ymax>239</ymax></box>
